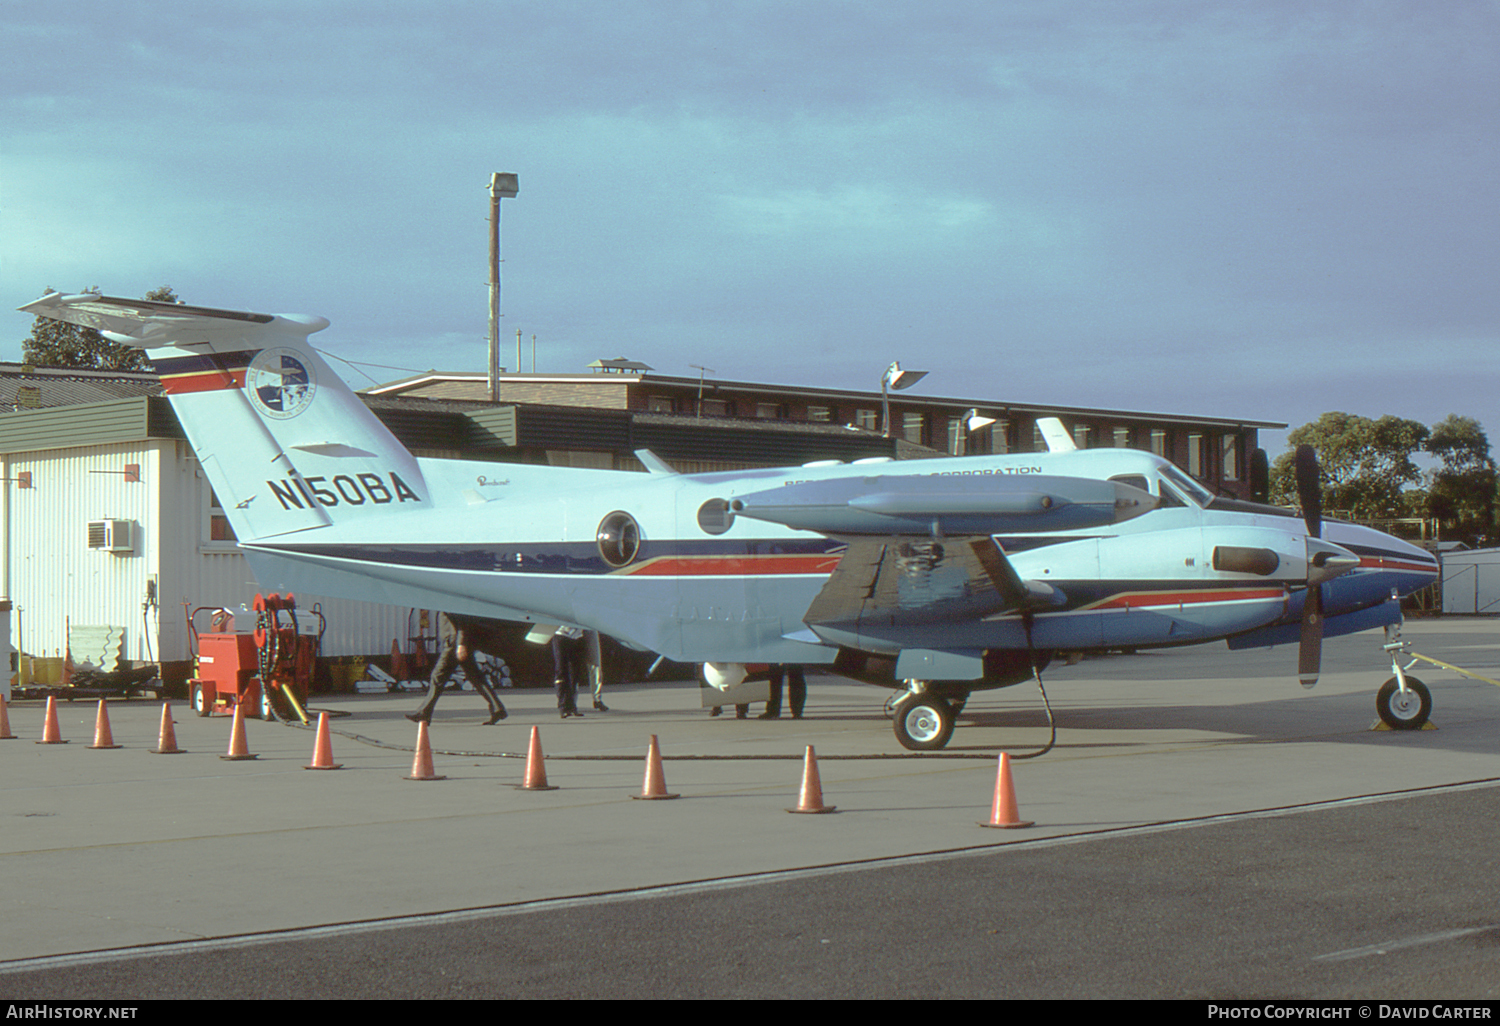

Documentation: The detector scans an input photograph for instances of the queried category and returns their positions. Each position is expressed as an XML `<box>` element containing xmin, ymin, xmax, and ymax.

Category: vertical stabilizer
<box><xmin>18</xmin><ymin>293</ymin><xmax>431</xmax><ymax>541</ymax></box>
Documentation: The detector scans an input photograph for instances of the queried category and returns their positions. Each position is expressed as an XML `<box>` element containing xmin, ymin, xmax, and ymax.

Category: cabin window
<box><xmin>596</xmin><ymin>511</ymin><xmax>641</xmax><ymax>567</ymax></box>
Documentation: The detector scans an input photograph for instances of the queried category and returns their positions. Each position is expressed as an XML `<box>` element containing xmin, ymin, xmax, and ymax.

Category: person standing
<box><xmin>407</xmin><ymin>614</ymin><xmax>508</xmax><ymax>725</ymax></box>
<box><xmin>552</xmin><ymin>626</ymin><xmax>587</xmax><ymax>718</ymax></box>
<box><xmin>759</xmin><ymin>664</ymin><xmax>806</xmax><ymax>719</ymax></box>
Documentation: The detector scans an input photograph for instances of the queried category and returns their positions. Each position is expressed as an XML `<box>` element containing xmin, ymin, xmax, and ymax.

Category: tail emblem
<box><xmin>247</xmin><ymin>348</ymin><xmax>317</xmax><ymax>420</ymax></box>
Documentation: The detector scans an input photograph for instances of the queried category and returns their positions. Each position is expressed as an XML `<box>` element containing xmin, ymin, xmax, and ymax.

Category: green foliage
<box><xmin>20</xmin><ymin>286</ymin><xmax>179</xmax><ymax>372</ymax></box>
<box><xmin>1270</xmin><ymin>412</ymin><xmax>1428</xmax><ymax>519</ymax></box>
<box><xmin>1426</xmin><ymin>415</ymin><xmax>1497</xmax><ymax>543</ymax></box>
<box><xmin>1273</xmin><ymin>411</ymin><xmax>1499</xmax><ymax>544</ymax></box>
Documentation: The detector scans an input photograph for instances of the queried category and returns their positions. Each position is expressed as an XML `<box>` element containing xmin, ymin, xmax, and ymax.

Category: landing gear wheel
<box><xmin>190</xmin><ymin>683</ymin><xmax>210</xmax><ymax>718</ymax></box>
<box><xmin>893</xmin><ymin>695</ymin><xmax>955</xmax><ymax>751</ymax></box>
<box><xmin>1376</xmin><ymin>676</ymin><xmax>1431</xmax><ymax>730</ymax></box>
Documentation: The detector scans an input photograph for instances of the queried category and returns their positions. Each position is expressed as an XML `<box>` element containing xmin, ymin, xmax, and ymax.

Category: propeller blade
<box><xmin>1299</xmin><ymin>583</ymin><xmax>1323</xmax><ymax>688</ymax></box>
<box><xmin>1293</xmin><ymin>444</ymin><xmax>1322</xmax><ymax>539</ymax></box>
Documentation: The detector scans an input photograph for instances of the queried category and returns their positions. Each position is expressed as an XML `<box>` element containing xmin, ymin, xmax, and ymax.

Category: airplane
<box><xmin>19</xmin><ymin>291</ymin><xmax>1442</xmax><ymax>750</ymax></box>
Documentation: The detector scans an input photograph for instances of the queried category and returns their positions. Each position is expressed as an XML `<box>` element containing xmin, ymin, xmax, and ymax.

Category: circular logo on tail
<box><xmin>246</xmin><ymin>348</ymin><xmax>316</xmax><ymax>420</ymax></box>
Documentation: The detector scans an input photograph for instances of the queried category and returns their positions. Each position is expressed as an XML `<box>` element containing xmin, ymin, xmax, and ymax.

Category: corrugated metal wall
<box><xmin>6</xmin><ymin>440</ymin><xmax>162</xmax><ymax>663</ymax></box>
<box><xmin>2</xmin><ymin>438</ymin><xmax>431</xmax><ymax>667</ymax></box>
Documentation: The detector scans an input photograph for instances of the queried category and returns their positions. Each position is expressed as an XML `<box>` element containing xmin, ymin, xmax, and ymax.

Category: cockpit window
<box><xmin>1157</xmin><ymin>464</ymin><xmax>1212</xmax><ymax>508</ymax></box>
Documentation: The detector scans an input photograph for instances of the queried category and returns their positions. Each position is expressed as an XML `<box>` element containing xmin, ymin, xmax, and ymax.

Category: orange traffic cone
<box><xmin>37</xmin><ymin>695</ymin><xmax>67</xmax><ymax>744</ymax></box>
<box><xmin>518</xmin><ymin>725</ymin><xmax>558</xmax><ymax>790</ymax></box>
<box><xmin>404</xmin><ymin>719</ymin><xmax>445</xmax><ymax>780</ymax></box>
<box><xmin>631</xmin><ymin>734</ymin><xmax>680</xmax><ymax>800</ymax></box>
<box><xmin>220</xmin><ymin>701</ymin><xmax>258</xmax><ymax>761</ymax></box>
<box><xmin>0</xmin><ymin>695</ymin><xmax>15</xmax><ymax>740</ymax></box>
<box><xmin>787</xmin><ymin>745</ymin><xmax>836</xmax><ymax>814</ymax></box>
<box><xmin>89</xmin><ymin>698</ymin><xmax>122</xmax><ymax>749</ymax></box>
<box><xmin>979</xmin><ymin>752</ymin><xmax>1034</xmax><ymax>829</ymax></box>
<box><xmin>304</xmin><ymin>711</ymin><xmax>342</xmax><ymax>770</ymax></box>
<box><xmin>391</xmin><ymin>639</ymin><xmax>408</xmax><ymax>683</ymax></box>
<box><xmin>150</xmin><ymin>702</ymin><xmax>185</xmax><ymax>754</ymax></box>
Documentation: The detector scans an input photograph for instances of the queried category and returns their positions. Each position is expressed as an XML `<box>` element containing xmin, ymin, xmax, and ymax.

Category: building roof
<box><xmin>0</xmin><ymin>362</ymin><xmax>161</xmax><ymax>411</ymax></box>
<box><xmin>367</xmin><ymin>369</ymin><xmax>1285</xmax><ymax>431</ymax></box>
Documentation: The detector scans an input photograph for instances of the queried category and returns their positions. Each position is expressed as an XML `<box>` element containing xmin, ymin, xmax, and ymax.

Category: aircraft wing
<box><xmin>801</xmin><ymin>536</ymin><xmax>1059</xmax><ymax>643</ymax></box>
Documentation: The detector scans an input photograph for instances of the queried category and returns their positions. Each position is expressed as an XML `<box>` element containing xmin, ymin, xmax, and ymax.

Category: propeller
<box><xmin>1294</xmin><ymin>445</ymin><xmax>1323</xmax><ymax>687</ymax></box>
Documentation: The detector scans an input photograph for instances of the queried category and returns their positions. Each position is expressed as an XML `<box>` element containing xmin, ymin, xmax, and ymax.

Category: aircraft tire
<box><xmin>893</xmin><ymin>695</ymin><xmax>955</xmax><ymax>751</ymax></box>
<box><xmin>1376</xmin><ymin>676</ymin><xmax>1431</xmax><ymax>731</ymax></box>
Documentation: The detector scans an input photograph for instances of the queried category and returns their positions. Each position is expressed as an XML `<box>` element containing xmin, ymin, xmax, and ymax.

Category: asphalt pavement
<box><xmin>3</xmin><ymin>617</ymin><xmax>1500</xmax><ymax>999</ymax></box>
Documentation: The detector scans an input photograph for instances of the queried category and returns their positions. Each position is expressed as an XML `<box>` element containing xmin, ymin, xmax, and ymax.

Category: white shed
<box><xmin>0</xmin><ymin>394</ymin><xmax>415</xmax><ymax>699</ymax></box>
<box><xmin>1440</xmin><ymin>547</ymin><xmax>1500</xmax><ymax>615</ymax></box>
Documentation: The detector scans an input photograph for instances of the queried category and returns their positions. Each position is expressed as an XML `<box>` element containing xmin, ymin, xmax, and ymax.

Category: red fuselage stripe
<box><xmin>622</xmin><ymin>555</ymin><xmax>846</xmax><ymax>576</ymax></box>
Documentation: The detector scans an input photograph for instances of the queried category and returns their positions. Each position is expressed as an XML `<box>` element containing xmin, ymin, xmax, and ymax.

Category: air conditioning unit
<box><xmin>87</xmin><ymin>519</ymin><xmax>134</xmax><ymax>553</ymax></box>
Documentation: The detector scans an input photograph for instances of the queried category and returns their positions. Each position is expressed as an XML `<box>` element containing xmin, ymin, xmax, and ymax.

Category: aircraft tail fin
<box><xmin>1036</xmin><ymin>417</ymin><xmax>1078</xmax><ymax>453</ymax></box>
<box><xmin>18</xmin><ymin>292</ymin><xmax>431</xmax><ymax>541</ymax></box>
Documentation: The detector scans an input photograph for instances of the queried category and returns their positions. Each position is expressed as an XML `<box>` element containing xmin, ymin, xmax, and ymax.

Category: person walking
<box><xmin>407</xmin><ymin>614</ymin><xmax>508</xmax><ymax>725</ymax></box>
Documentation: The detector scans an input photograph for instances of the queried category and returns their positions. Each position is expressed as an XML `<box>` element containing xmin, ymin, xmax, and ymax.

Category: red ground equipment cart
<box><xmin>184</xmin><ymin>594</ymin><xmax>325</xmax><ymax>722</ymax></box>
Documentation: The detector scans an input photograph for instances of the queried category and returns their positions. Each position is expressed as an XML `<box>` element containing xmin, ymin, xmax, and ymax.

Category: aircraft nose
<box><xmin>1328</xmin><ymin>524</ymin><xmax>1440</xmax><ymax>590</ymax></box>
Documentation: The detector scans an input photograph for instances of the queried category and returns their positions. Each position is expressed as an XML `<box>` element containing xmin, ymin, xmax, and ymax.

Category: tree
<box><xmin>20</xmin><ymin>286</ymin><xmax>179</xmax><ymax>371</ymax></box>
<box><xmin>1270</xmin><ymin>412</ymin><xmax>1429</xmax><ymax>520</ymax></box>
<box><xmin>1426</xmin><ymin>414</ymin><xmax>1497</xmax><ymax>544</ymax></box>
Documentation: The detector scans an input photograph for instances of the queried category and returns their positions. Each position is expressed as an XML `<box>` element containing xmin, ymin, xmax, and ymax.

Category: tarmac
<box><xmin>3</xmin><ymin>617</ymin><xmax>1500</xmax><ymax>982</ymax></box>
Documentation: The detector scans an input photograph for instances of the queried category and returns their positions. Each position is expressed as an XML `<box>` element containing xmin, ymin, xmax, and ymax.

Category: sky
<box><xmin>4</xmin><ymin>1</ymin><xmax>1498</xmax><ymax>457</ymax></box>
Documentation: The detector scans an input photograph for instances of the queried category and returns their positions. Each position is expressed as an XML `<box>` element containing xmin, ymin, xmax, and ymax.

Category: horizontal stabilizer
<box><xmin>20</xmin><ymin>291</ymin><xmax>429</xmax><ymax>544</ymax></box>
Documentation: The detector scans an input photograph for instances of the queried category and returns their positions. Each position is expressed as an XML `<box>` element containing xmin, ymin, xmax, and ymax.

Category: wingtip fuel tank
<box><xmin>731</xmin><ymin>474</ymin><xmax>1157</xmax><ymax>536</ymax></box>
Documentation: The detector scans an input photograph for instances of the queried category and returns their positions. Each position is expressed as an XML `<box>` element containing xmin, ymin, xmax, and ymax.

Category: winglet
<box><xmin>1036</xmin><ymin>417</ymin><xmax>1077</xmax><ymax>453</ymax></box>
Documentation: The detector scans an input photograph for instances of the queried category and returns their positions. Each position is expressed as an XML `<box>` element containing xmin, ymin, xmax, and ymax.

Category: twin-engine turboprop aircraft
<box><xmin>21</xmin><ymin>292</ymin><xmax>1441</xmax><ymax>749</ymax></box>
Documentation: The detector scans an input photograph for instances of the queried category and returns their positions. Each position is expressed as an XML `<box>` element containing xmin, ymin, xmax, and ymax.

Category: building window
<box><xmin>1111</xmin><ymin>426</ymin><xmax>1131</xmax><ymax>448</ymax></box>
<box><xmin>700</xmin><ymin>399</ymin><xmax>730</xmax><ymax>417</ymax></box>
<box><xmin>807</xmin><ymin>405</ymin><xmax>832</xmax><ymax>422</ymax></box>
<box><xmin>853</xmin><ymin>409</ymin><xmax>877</xmax><ymax>431</ymax></box>
<box><xmin>755</xmin><ymin>402</ymin><xmax>783</xmax><ymax>419</ymax></box>
<box><xmin>902</xmin><ymin>412</ymin><xmax>925</xmax><ymax>445</ymax></box>
<box><xmin>1222</xmin><ymin>436</ymin><xmax>1240</xmax><ymax>481</ymax></box>
<box><xmin>1031</xmin><ymin>422</ymin><xmax>1045</xmax><ymax>452</ymax></box>
<box><xmin>205</xmin><ymin>486</ymin><xmax>236</xmax><ymax>546</ymax></box>
<box><xmin>1187</xmin><ymin>434</ymin><xmax>1204</xmax><ymax>477</ymax></box>
<box><xmin>1150</xmin><ymin>429</ymin><xmax>1168</xmax><ymax>457</ymax></box>
<box><xmin>646</xmin><ymin>395</ymin><xmax>675</xmax><ymax>414</ymax></box>
<box><xmin>1072</xmin><ymin>424</ymin><xmax>1093</xmax><ymax>449</ymax></box>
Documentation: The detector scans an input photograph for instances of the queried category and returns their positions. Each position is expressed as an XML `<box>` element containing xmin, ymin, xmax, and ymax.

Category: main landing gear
<box><xmin>889</xmin><ymin>684</ymin><xmax>967</xmax><ymax>751</ymax></box>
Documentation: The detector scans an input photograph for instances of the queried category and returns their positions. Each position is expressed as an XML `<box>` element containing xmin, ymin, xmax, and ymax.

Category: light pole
<box><xmin>880</xmin><ymin>360</ymin><xmax>928</xmax><ymax>438</ymax></box>
<box><xmin>954</xmin><ymin>408</ymin><xmax>997</xmax><ymax>456</ymax></box>
<box><xmin>488</xmin><ymin>172</ymin><xmax>519</xmax><ymax>403</ymax></box>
